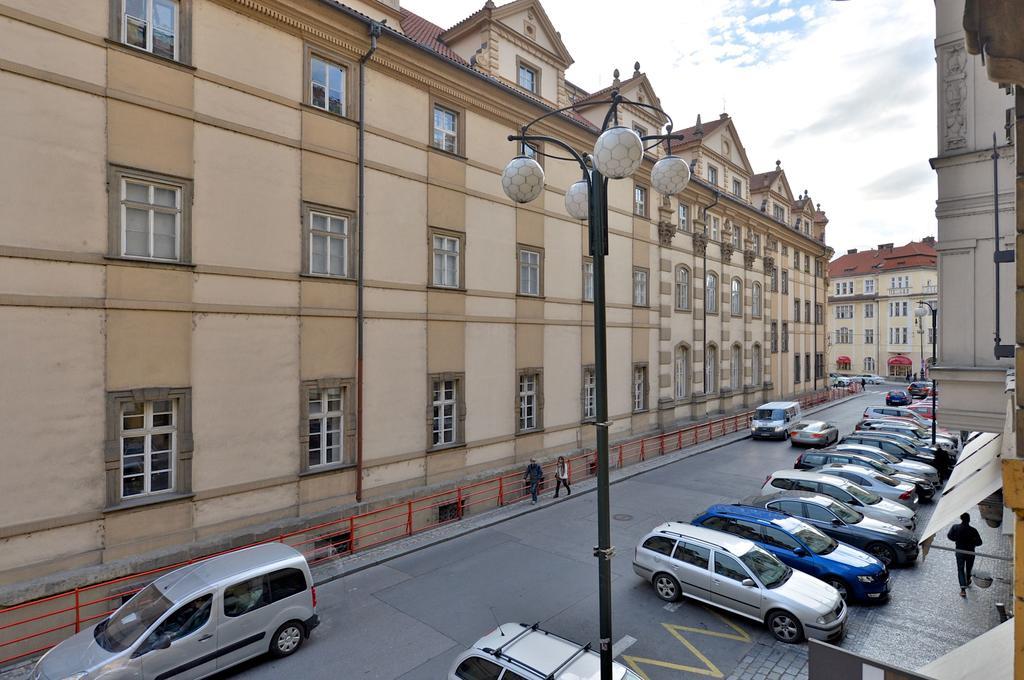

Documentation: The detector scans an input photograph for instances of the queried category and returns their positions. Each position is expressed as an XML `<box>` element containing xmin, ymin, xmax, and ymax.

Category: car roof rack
<box><xmin>545</xmin><ymin>642</ymin><xmax>592</xmax><ymax>680</ymax></box>
<box><xmin>491</xmin><ymin>622</ymin><xmax>539</xmax><ymax>658</ymax></box>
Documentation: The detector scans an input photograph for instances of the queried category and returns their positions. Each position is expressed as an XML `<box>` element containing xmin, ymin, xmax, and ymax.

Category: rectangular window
<box><xmin>519</xmin><ymin>372</ymin><xmax>541</xmax><ymax>432</ymax></box>
<box><xmin>708</xmin><ymin>165</ymin><xmax>719</xmax><ymax>186</ymax></box>
<box><xmin>815</xmin><ymin>260</ymin><xmax>823</xmax><ymax>277</ymax></box>
<box><xmin>804</xmin><ymin>301</ymin><xmax>810</xmax><ymax>322</ymax></box>
<box><xmin>431</xmin><ymin>232</ymin><xmax>462</xmax><ymax>288</ymax></box>
<box><xmin>310</xmin><ymin>55</ymin><xmax>345</xmax><ymax>116</ymax></box>
<box><xmin>782</xmin><ymin>322</ymin><xmax>789</xmax><ymax>352</ymax></box>
<box><xmin>308</xmin><ymin>387</ymin><xmax>343</xmax><ymax>467</ymax></box>
<box><xmin>711</xmin><ymin>216</ymin><xmax>720</xmax><ymax>241</ymax></box>
<box><xmin>120</xmin><ymin>398</ymin><xmax>176</xmax><ymax>498</ymax></box>
<box><xmin>582</xmin><ymin>367</ymin><xmax>596</xmax><ymax>420</ymax></box>
<box><xmin>781</xmin><ymin>270</ymin><xmax>789</xmax><ymax>294</ymax></box>
<box><xmin>753</xmin><ymin>233</ymin><xmax>761</xmax><ymax>255</ymax></box>
<box><xmin>118</xmin><ymin>175</ymin><xmax>183</xmax><ymax>261</ymax></box>
<box><xmin>770</xmin><ymin>321</ymin><xmax>779</xmax><ymax>353</ymax></box>
<box><xmin>633</xmin><ymin>365</ymin><xmax>648</xmax><ymax>412</ymax></box>
<box><xmin>794</xmin><ymin>355</ymin><xmax>800</xmax><ymax>384</ymax></box>
<box><xmin>804</xmin><ymin>254</ymin><xmax>810</xmax><ymax>273</ymax></box>
<box><xmin>309</xmin><ymin>211</ymin><xmax>349</xmax><ymax>277</ymax></box>
<box><xmin>633</xmin><ymin>123</ymin><xmax>648</xmax><ymax>138</ymax></box>
<box><xmin>634</xmin><ymin>185</ymin><xmax>647</xmax><ymax>216</ymax></box>
<box><xmin>518</xmin><ymin>247</ymin><xmax>542</xmax><ymax>296</ymax></box>
<box><xmin>865</xmin><ymin>304</ymin><xmax>874</xmax><ymax>318</ymax></box>
<box><xmin>804</xmin><ymin>354</ymin><xmax>810</xmax><ymax>382</ymax></box>
<box><xmin>732</xmin><ymin>178</ymin><xmax>742</xmax><ymax>196</ymax></box>
<box><xmin>815</xmin><ymin>353</ymin><xmax>824</xmax><ymax>379</ymax></box>
<box><xmin>633</xmin><ymin>268</ymin><xmax>649</xmax><ymax>307</ymax></box>
<box><xmin>865</xmin><ymin>328</ymin><xmax>874</xmax><ymax>344</ymax></box>
<box><xmin>582</xmin><ymin>258</ymin><xmax>594</xmax><ymax>302</ymax></box>
<box><xmin>731</xmin><ymin>224</ymin><xmax>742</xmax><ymax>249</ymax></box>
<box><xmin>794</xmin><ymin>298</ymin><xmax>801</xmax><ymax>322</ymax></box>
<box><xmin>677</xmin><ymin>204</ymin><xmax>689</xmax><ymax>232</ymax></box>
<box><xmin>865</xmin><ymin>279</ymin><xmax>875</xmax><ymax>294</ymax></box>
<box><xmin>433</xmin><ymin>105</ymin><xmax>458</xmax><ymax>154</ymax></box>
<box><xmin>793</xmin><ymin>249</ymin><xmax>800</xmax><ymax>268</ymax></box>
<box><xmin>773</xmin><ymin>203</ymin><xmax>785</xmax><ymax>222</ymax></box>
<box><xmin>431</xmin><ymin>379</ymin><xmax>457</xmax><ymax>446</ymax></box>
<box><xmin>518</xmin><ymin>63</ymin><xmax>537</xmax><ymax>92</ymax></box>
<box><xmin>815</xmin><ymin>303</ymin><xmax>823</xmax><ymax>324</ymax></box>
<box><xmin>122</xmin><ymin>0</ymin><xmax>178</xmax><ymax>60</ymax></box>
<box><xmin>835</xmin><ymin>305</ymin><xmax>854</xmax><ymax>319</ymax></box>
<box><xmin>770</xmin><ymin>266</ymin><xmax>778</xmax><ymax>292</ymax></box>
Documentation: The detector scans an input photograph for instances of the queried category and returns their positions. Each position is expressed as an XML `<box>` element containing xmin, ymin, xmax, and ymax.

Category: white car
<box><xmin>854</xmin><ymin>374</ymin><xmax>886</xmax><ymax>384</ymax></box>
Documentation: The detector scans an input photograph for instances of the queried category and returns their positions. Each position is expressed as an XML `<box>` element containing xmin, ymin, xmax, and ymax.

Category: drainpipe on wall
<box><xmin>355</xmin><ymin>21</ymin><xmax>381</xmax><ymax>503</ymax></box>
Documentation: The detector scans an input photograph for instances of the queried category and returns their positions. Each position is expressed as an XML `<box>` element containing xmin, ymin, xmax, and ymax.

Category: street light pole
<box><xmin>501</xmin><ymin>90</ymin><xmax>690</xmax><ymax>679</ymax></box>
<box><xmin>915</xmin><ymin>301</ymin><xmax>937</xmax><ymax>446</ymax></box>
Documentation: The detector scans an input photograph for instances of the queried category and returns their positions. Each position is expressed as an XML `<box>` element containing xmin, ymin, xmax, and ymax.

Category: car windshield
<box><xmin>875</xmin><ymin>473</ymin><xmax>901</xmax><ymax>487</ymax></box>
<box><xmin>825</xmin><ymin>499</ymin><xmax>863</xmax><ymax>524</ymax></box>
<box><xmin>94</xmin><ymin>583</ymin><xmax>174</xmax><ymax>653</ymax></box>
<box><xmin>790</xmin><ymin>523</ymin><xmax>837</xmax><ymax>555</ymax></box>
<box><xmin>738</xmin><ymin>545</ymin><xmax>792</xmax><ymax>588</ymax></box>
<box><xmin>844</xmin><ymin>482</ymin><xmax>882</xmax><ymax>505</ymax></box>
<box><xmin>756</xmin><ymin>409</ymin><xmax>784</xmax><ymax>420</ymax></box>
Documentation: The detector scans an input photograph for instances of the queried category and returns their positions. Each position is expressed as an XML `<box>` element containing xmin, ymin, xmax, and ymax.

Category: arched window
<box><xmin>730</xmin><ymin>278</ymin><xmax>742</xmax><ymax>316</ymax></box>
<box><xmin>706</xmin><ymin>272</ymin><xmax>718</xmax><ymax>313</ymax></box>
<box><xmin>752</xmin><ymin>344</ymin><xmax>762</xmax><ymax>385</ymax></box>
<box><xmin>705</xmin><ymin>344</ymin><xmax>718</xmax><ymax>394</ymax></box>
<box><xmin>731</xmin><ymin>344</ymin><xmax>742</xmax><ymax>390</ymax></box>
<box><xmin>864</xmin><ymin>357</ymin><xmax>875</xmax><ymax>372</ymax></box>
<box><xmin>752</xmin><ymin>282</ymin><xmax>762</xmax><ymax>317</ymax></box>
<box><xmin>674</xmin><ymin>344</ymin><xmax>689</xmax><ymax>399</ymax></box>
<box><xmin>675</xmin><ymin>266</ymin><xmax>690</xmax><ymax>311</ymax></box>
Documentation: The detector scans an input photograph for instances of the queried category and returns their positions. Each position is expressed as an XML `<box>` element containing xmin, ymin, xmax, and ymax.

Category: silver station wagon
<box><xmin>32</xmin><ymin>543</ymin><xmax>318</xmax><ymax>680</ymax></box>
<box><xmin>633</xmin><ymin>523</ymin><xmax>846</xmax><ymax>644</ymax></box>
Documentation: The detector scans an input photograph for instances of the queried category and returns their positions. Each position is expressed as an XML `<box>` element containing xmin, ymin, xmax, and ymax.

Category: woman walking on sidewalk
<box><xmin>554</xmin><ymin>456</ymin><xmax>571</xmax><ymax>498</ymax></box>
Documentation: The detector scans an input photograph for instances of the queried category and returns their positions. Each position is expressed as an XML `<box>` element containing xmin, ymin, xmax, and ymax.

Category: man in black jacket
<box><xmin>947</xmin><ymin>513</ymin><xmax>983</xmax><ymax>597</ymax></box>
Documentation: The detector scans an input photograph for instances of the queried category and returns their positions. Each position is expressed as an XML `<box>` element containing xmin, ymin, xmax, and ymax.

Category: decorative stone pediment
<box><xmin>743</xmin><ymin>249</ymin><xmax>756</xmax><ymax>269</ymax></box>
<box><xmin>692</xmin><ymin>231</ymin><xmax>708</xmax><ymax>256</ymax></box>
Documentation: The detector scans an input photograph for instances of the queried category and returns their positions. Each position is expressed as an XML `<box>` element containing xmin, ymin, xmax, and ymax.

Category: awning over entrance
<box><xmin>888</xmin><ymin>355</ymin><xmax>912</xmax><ymax>366</ymax></box>
<box><xmin>920</xmin><ymin>432</ymin><xmax>1004</xmax><ymax>554</ymax></box>
<box><xmin>918</xmin><ymin>618</ymin><xmax>1012</xmax><ymax>680</ymax></box>
<box><xmin>836</xmin><ymin>356</ymin><xmax>851</xmax><ymax>364</ymax></box>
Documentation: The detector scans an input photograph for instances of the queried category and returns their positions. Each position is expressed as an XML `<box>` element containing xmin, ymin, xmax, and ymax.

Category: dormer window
<box><xmin>632</xmin><ymin>123</ymin><xmax>648</xmax><ymax>139</ymax></box>
<box><xmin>518</xmin><ymin>61</ymin><xmax>538</xmax><ymax>94</ymax></box>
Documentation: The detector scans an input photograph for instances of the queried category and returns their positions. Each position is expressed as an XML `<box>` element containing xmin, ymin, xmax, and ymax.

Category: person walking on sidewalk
<box><xmin>554</xmin><ymin>456</ymin><xmax>571</xmax><ymax>498</ymax></box>
<box><xmin>947</xmin><ymin>513</ymin><xmax>983</xmax><ymax>597</ymax></box>
<box><xmin>524</xmin><ymin>458</ymin><xmax>544</xmax><ymax>504</ymax></box>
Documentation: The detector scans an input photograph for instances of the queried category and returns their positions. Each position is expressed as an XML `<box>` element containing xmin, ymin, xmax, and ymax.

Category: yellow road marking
<box><xmin>621</xmin><ymin>610</ymin><xmax>752</xmax><ymax>678</ymax></box>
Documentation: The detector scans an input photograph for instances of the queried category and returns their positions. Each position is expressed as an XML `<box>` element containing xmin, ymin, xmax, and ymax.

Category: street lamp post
<box><xmin>501</xmin><ymin>91</ymin><xmax>690</xmax><ymax>679</ymax></box>
<box><xmin>914</xmin><ymin>302</ymin><xmax>937</xmax><ymax>446</ymax></box>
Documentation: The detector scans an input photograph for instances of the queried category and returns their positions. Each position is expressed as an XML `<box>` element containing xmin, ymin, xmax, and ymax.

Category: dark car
<box><xmin>741</xmin><ymin>491</ymin><xmax>919</xmax><ymax>567</ymax></box>
<box><xmin>692</xmin><ymin>505</ymin><xmax>889</xmax><ymax>602</ymax></box>
<box><xmin>793</xmin><ymin>449</ymin><xmax>934</xmax><ymax>500</ymax></box>
<box><xmin>841</xmin><ymin>432</ymin><xmax>951</xmax><ymax>479</ymax></box>
<box><xmin>885</xmin><ymin>390</ymin><xmax>912</xmax><ymax>406</ymax></box>
<box><xmin>907</xmin><ymin>381</ymin><xmax>933</xmax><ymax>398</ymax></box>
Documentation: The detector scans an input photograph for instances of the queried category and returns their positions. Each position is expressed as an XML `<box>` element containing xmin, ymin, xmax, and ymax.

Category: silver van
<box><xmin>32</xmin><ymin>543</ymin><xmax>318</xmax><ymax>680</ymax></box>
<box><xmin>751</xmin><ymin>401</ymin><xmax>803</xmax><ymax>440</ymax></box>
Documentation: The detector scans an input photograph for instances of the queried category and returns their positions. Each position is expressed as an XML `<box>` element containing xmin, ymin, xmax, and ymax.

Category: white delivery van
<box><xmin>751</xmin><ymin>401</ymin><xmax>802</xmax><ymax>440</ymax></box>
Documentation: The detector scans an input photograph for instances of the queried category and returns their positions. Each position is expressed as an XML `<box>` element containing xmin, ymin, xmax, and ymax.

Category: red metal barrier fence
<box><xmin>0</xmin><ymin>386</ymin><xmax>856</xmax><ymax>666</ymax></box>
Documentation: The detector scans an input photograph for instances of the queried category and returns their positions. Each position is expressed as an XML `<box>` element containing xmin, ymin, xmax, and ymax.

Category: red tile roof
<box><xmin>399</xmin><ymin>8</ymin><xmax>469</xmax><ymax>65</ymax></box>
<box><xmin>828</xmin><ymin>239</ymin><xmax>937</xmax><ymax>277</ymax></box>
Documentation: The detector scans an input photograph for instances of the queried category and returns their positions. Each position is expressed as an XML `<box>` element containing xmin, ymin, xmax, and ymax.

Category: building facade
<box><xmin>0</xmin><ymin>0</ymin><xmax>831</xmax><ymax>585</ymax></box>
<box><xmin>930</xmin><ymin>0</ymin><xmax>1016</xmax><ymax>432</ymax></box>
<box><xmin>827</xmin><ymin>240</ymin><xmax>938</xmax><ymax>379</ymax></box>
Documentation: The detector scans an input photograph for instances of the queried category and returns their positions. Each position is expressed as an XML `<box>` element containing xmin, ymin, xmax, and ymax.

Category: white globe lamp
<box><xmin>651</xmin><ymin>155</ymin><xmax>691</xmax><ymax>196</ymax></box>
<box><xmin>501</xmin><ymin>157</ymin><xmax>545</xmax><ymax>203</ymax></box>
<box><xmin>592</xmin><ymin>126</ymin><xmax>643</xmax><ymax>179</ymax></box>
<box><xmin>564</xmin><ymin>180</ymin><xmax>589</xmax><ymax>220</ymax></box>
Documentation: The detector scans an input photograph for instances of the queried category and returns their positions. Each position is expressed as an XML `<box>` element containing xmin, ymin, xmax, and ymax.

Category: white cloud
<box><xmin>401</xmin><ymin>0</ymin><xmax>937</xmax><ymax>256</ymax></box>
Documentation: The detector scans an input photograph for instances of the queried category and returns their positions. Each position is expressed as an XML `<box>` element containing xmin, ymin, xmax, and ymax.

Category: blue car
<box><xmin>692</xmin><ymin>504</ymin><xmax>889</xmax><ymax>602</ymax></box>
<box><xmin>885</xmin><ymin>390</ymin><xmax>912</xmax><ymax>406</ymax></box>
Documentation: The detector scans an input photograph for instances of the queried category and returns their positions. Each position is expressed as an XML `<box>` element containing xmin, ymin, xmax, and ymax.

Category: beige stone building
<box><xmin>0</xmin><ymin>0</ymin><xmax>831</xmax><ymax>585</ymax></box>
<box><xmin>827</xmin><ymin>239</ymin><xmax>938</xmax><ymax>379</ymax></box>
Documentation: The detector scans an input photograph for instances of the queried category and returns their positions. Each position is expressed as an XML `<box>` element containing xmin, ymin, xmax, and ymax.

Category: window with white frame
<box><xmin>674</xmin><ymin>345</ymin><xmax>689</xmax><ymax>399</ymax></box>
<box><xmin>518</xmin><ymin>63</ymin><xmax>537</xmax><ymax>92</ymax></box>
<box><xmin>782</xmin><ymin>322</ymin><xmax>790</xmax><ymax>351</ymax></box>
<box><xmin>633</xmin><ymin>268</ymin><xmax>649</xmax><ymax>306</ymax></box>
<box><xmin>704</xmin><ymin>345</ymin><xmax>718</xmax><ymax>393</ymax></box>
<box><xmin>865</xmin><ymin>279</ymin><xmax>876</xmax><ymax>294</ymax></box>
<box><xmin>731</xmin><ymin>224</ymin><xmax>742</xmax><ymax>248</ymax></box>
<box><xmin>711</xmin><ymin>215</ymin><xmax>720</xmax><ymax>241</ymax></box>
<box><xmin>678</xmin><ymin>204</ymin><xmax>689</xmax><ymax>232</ymax></box>
<box><xmin>309</xmin><ymin>211</ymin><xmax>349</xmax><ymax>277</ymax></box>
<box><xmin>835</xmin><ymin>304</ymin><xmax>854</xmax><ymax>319</ymax></box>
<box><xmin>753</xmin><ymin>233</ymin><xmax>761</xmax><ymax>255</ymax></box>
<box><xmin>431</xmin><ymin>378</ymin><xmax>457</xmax><ymax>446</ymax></box>
<box><xmin>633</xmin><ymin>365</ymin><xmax>648</xmax><ymax>412</ymax></box>
<box><xmin>433</xmin><ymin>105</ymin><xmax>458</xmax><ymax>153</ymax></box>
<box><xmin>519</xmin><ymin>372</ymin><xmax>540</xmax><ymax>431</ymax></box>
<box><xmin>752</xmin><ymin>282</ymin><xmax>762</xmax><ymax>317</ymax></box>
<box><xmin>120</xmin><ymin>398</ymin><xmax>176</xmax><ymax>498</ymax></box>
<box><xmin>865</xmin><ymin>304</ymin><xmax>874</xmax><ymax>318</ymax></box>
<box><xmin>815</xmin><ymin>303</ymin><xmax>823</xmax><ymax>324</ymax></box>
<box><xmin>781</xmin><ymin>270</ymin><xmax>789</xmax><ymax>294</ymax></box>
<box><xmin>122</xmin><ymin>0</ymin><xmax>178</xmax><ymax>60</ymax></box>
<box><xmin>582</xmin><ymin>367</ymin><xmax>595</xmax><ymax>420</ymax></box>
<box><xmin>634</xmin><ymin>185</ymin><xmax>647</xmax><ymax>216</ymax></box>
<box><xmin>803</xmin><ymin>254</ymin><xmax>810</xmax><ymax>272</ymax></box>
<box><xmin>582</xmin><ymin>259</ymin><xmax>594</xmax><ymax>302</ymax></box>
<box><xmin>310</xmin><ymin>55</ymin><xmax>345</xmax><ymax>115</ymax></box>
<box><xmin>708</xmin><ymin>165</ymin><xmax>719</xmax><ymax>186</ymax></box>
<box><xmin>731</xmin><ymin>344</ymin><xmax>742</xmax><ymax>390</ymax></box>
<box><xmin>865</xmin><ymin>328</ymin><xmax>874</xmax><ymax>344</ymax></box>
<box><xmin>864</xmin><ymin>357</ymin><xmax>876</xmax><ymax>372</ymax></box>
<box><xmin>119</xmin><ymin>176</ymin><xmax>182</xmax><ymax>261</ymax></box>
<box><xmin>308</xmin><ymin>387</ymin><xmax>344</xmax><ymax>466</ymax></box>
<box><xmin>793</xmin><ymin>249</ymin><xmax>800</xmax><ymax>269</ymax></box>
<box><xmin>773</xmin><ymin>203</ymin><xmax>785</xmax><ymax>222</ymax></box>
<box><xmin>432</xmin><ymin>233</ymin><xmax>461</xmax><ymax>288</ymax></box>
<box><xmin>675</xmin><ymin>266</ymin><xmax>690</xmax><ymax>311</ymax></box>
<box><xmin>706</xmin><ymin>271</ymin><xmax>718</xmax><ymax>312</ymax></box>
<box><xmin>732</xmin><ymin>178</ymin><xmax>742</xmax><ymax>197</ymax></box>
<box><xmin>794</xmin><ymin>298</ymin><xmax>801</xmax><ymax>322</ymax></box>
<box><xmin>731</xmin><ymin>278</ymin><xmax>742</xmax><ymax>316</ymax></box>
<box><xmin>752</xmin><ymin>344</ymin><xmax>762</xmax><ymax>385</ymax></box>
<box><xmin>519</xmin><ymin>248</ymin><xmax>541</xmax><ymax>296</ymax></box>
<box><xmin>836</xmin><ymin>327</ymin><xmax>852</xmax><ymax>343</ymax></box>
<box><xmin>889</xmin><ymin>326</ymin><xmax>909</xmax><ymax>344</ymax></box>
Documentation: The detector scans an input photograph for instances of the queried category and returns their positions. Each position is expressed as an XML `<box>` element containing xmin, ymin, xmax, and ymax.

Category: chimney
<box><xmin>921</xmin><ymin>236</ymin><xmax>936</xmax><ymax>247</ymax></box>
<box><xmin>877</xmin><ymin>243</ymin><xmax>894</xmax><ymax>252</ymax></box>
<box><xmin>847</xmin><ymin>248</ymin><xmax>858</xmax><ymax>255</ymax></box>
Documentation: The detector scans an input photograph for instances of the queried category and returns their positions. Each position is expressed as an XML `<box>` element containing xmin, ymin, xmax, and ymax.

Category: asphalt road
<box><xmin>219</xmin><ymin>390</ymin><xmax>884</xmax><ymax>680</ymax></box>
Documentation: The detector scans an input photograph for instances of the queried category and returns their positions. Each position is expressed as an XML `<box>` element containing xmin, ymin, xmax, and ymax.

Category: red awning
<box><xmin>888</xmin><ymin>355</ymin><xmax>912</xmax><ymax>366</ymax></box>
<box><xmin>836</xmin><ymin>356</ymin><xmax>851</xmax><ymax>364</ymax></box>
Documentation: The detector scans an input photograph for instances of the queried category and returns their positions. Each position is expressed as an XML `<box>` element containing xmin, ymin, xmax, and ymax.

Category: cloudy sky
<box><xmin>401</xmin><ymin>0</ymin><xmax>938</xmax><ymax>258</ymax></box>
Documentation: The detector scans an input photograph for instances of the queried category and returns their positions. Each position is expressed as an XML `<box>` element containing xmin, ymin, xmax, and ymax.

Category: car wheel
<box><xmin>823</xmin><ymin>576</ymin><xmax>850</xmax><ymax>601</ymax></box>
<box><xmin>269</xmin><ymin>620</ymin><xmax>306</xmax><ymax>658</ymax></box>
<box><xmin>766</xmin><ymin>610</ymin><xmax>804</xmax><ymax>644</ymax></box>
<box><xmin>866</xmin><ymin>543</ymin><xmax>896</xmax><ymax>567</ymax></box>
<box><xmin>653</xmin><ymin>573</ymin><xmax>681</xmax><ymax>602</ymax></box>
